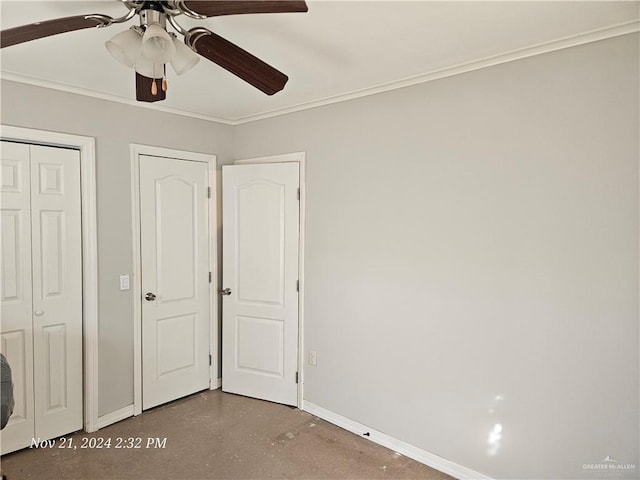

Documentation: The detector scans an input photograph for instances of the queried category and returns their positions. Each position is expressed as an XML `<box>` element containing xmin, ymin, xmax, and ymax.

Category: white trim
<box><xmin>3</xmin><ymin>22</ymin><xmax>637</xmax><ymax>126</ymax></box>
<box><xmin>96</xmin><ymin>405</ymin><xmax>135</xmax><ymax>430</ymax></box>
<box><xmin>234</xmin><ymin>21</ymin><xmax>639</xmax><ymax>124</ymax></box>
<box><xmin>130</xmin><ymin>147</ymin><xmax>143</xmax><ymax>416</ymax></box>
<box><xmin>234</xmin><ymin>152</ymin><xmax>306</xmax><ymax>409</ymax></box>
<box><xmin>207</xmin><ymin>156</ymin><xmax>219</xmax><ymax>392</ymax></box>
<box><xmin>79</xmin><ymin>137</ymin><xmax>99</xmax><ymax>433</ymax></box>
<box><xmin>0</xmin><ymin>72</ymin><xmax>234</xmax><ymax>126</ymax></box>
<box><xmin>3</xmin><ymin>22</ymin><xmax>638</xmax><ymax>127</ymax></box>
<box><xmin>130</xmin><ymin>144</ymin><xmax>217</xmax><ymax>416</ymax></box>
<box><xmin>212</xmin><ymin>377</ymin><xmax>222</xmax><ymax>390</ymax></box>
<box><xmin>304</xmin><ymin>401</ymin><xmax>493</xmax><ymax>480</ymax></box>
<box><xmin>0</xmin><ymin>125</ymin><xmax>100</xmax><ymax>433</ymax></box>
<box><xmin>233</xmin><ymin>152</ymin><xmax>305</xmax><ymax>166</ymax></box>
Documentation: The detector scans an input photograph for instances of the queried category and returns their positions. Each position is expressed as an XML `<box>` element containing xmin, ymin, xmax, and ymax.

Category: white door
<box><xmin>30</xmin><ymin>145</ymin><xmax>83</xmax><ymax>440</ymax></box>
<box><xmin>1</xmin><ymin>142</ymin><xmax>35</xmax><ymax>453</ymax></box>
<box><xmin>222</xmin><ymin>162</ymin><xmax>299</xmax><ymax>406</ymax></box>
<box><xmin>1</xmin><ymin>141</ymin><xmax>83</xmax><ymax>454</ymax></box>
<box><xmin>139</xmin><ymin>155</ymin><xmax>210</xmax><ymax>410</ymax></box>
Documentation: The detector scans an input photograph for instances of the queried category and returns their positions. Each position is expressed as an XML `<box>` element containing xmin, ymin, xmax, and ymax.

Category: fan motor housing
<box><xmin>137</xmin><ymin>2</ymin><xmax>169</xmax><ymax>13</ymax></box>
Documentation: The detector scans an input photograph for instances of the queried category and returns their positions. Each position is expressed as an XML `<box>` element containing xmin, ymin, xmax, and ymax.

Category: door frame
<box><xmin>0</xmin><ymin>125</ymin><xmax>99</xmax><ymax>432</ymax></box>
<box><xmin>233</xmin><ymin>151</ymin><xmax>306</xmax><ymax>409</ymax></box>
<box><xmin>130</xmin><ymin>144</ymin><xmax>217</xmax><ymax>415</ymax></box>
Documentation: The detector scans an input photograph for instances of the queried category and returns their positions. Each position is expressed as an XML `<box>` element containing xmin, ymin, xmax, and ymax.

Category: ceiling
<box><xmin>1</xmin><ymin>1</ymin><xmax>638</xmax><ymax>124</ymax></box>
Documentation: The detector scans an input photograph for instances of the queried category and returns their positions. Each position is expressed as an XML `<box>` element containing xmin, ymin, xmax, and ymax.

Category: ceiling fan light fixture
<box><xmin>141</xmin><ymin>23</ymin><xmax>176</xmax><ymax>63</ymax></box>
<box><xmin>1</xmin><ymin>0</ymin><xmax>308</xmax><ymax>102</ymax></box>
<box><xmin>170</xmin><ymin>36</ymin><xmax>199</xmax><ymax>75</ymax></box>
<box><xmin>105</xmin><ymin>27</ymin><xmax>143</xmax><ymax>68</ymax></box>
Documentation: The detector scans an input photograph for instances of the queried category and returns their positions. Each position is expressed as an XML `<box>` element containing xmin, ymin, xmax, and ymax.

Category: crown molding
<box><xmin>1</xmin><ymin>20</ymin><xmax>637</xmax><ymax>126</ymax></box>
<box><xmin>0</xmin><ymin>71</ymin><xmax>236</xmax><ymax>126</ymax></box>
<box><xmin>233</xmin><ymin>20</ymin><xmax>639</xmax><ymax>124</ymax></box>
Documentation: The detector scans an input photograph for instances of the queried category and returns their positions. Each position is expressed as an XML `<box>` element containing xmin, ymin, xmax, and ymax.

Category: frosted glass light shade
<box><xmin>170</xmin><ymin>37</ymin><xmax>199</xmax><ymax>75</ymax></box>
<box><xmin>105</xmin><ymin>28</ymin><xmax>143</xmax><ymax>68</ymax></box>
<box><xmin>134</xmin><ymin>54</ymin><xmax>163</xmax><ymax>79</ymax></box>
<box><xmin>141</xmin><ymin>24</ymin><xmax>175</xmax><ymax>63</ymax></box>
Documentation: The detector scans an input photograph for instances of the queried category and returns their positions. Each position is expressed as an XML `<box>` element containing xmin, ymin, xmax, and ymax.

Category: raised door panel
<box><xmin>0</xmin><ymin>141</ymin><xmax>35</xmax><ymax>454</ymax></box>
<box><xmin>30</xmin><ymin>145</ymin><xmax>83</xmax><ymax>440</ymax></box>
<box><xmin>236</xmin><ymin>315</ymin><xmax>284</xmax><ymax>377</ymax></box>
<box><xmin>39</xmin><ymin>210</ymin><xmax>64</xmax><ymax>298</ymax></box>
<box><xmin>1</xmin><ymin>210</ymin><xmax>25</xmax><ymax>303</ymax></box>
<box><xmin>156</xmin><ymin>176</ymin><xmax>197</xmax><ymax>304</ymax></box>
<box><xmin>0</xmin><ymin>326</ymin><xmax>35</xmax><ymax>454</ymax></box>
<box><xmin>1</xmin><ymin>331</ymin><xmax>31</xmax><ymax>426</ymax></box>
<box><xmin>237</xmin><ymin>181</ymin><xmax>285</xmax><ymax>307</ymax></box>
<box><xmin>156</xmin><ymin>314</ymin><xmax>197</xmax><ymax>377</ymax></box>
<box><xmin>41</xmin><ymin>324</ymin><xmax>68</xmax><ymax>413</ymax></box>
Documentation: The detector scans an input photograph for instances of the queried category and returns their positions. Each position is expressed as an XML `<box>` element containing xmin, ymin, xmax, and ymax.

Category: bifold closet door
<box><xmin>0</xmin><ymin>142</ymin><xmax>36</xmax><ymax>453</ymax></box>
<box><xmin>29</xmin><ymin>145</ymin><xmax>83</xmax><ymax>441</ymax></box>
<box><xmin>0</xmin><ymin>141</ymin><xmax>83</xmax><ymax>453</ymax></box>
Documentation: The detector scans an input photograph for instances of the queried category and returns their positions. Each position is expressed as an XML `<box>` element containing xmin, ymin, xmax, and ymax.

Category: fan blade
<box><xmin>136</xmin><ymin>73</ymin><xmax>166</xmax><ymax>103</ymax></box>
<box><xmin>182</xmin><ymin>1</ymin><xmax>308</xmax><ymax>17</ymax></box>
<box><xmin>1</xmin><ymin>15</ymin><xmax>106</xmax><ymax>48</ymax></box>
<box><xmin>188</xmin><ymin>29</ymin><xmax>288</xmax><ymax>95</ymax></box>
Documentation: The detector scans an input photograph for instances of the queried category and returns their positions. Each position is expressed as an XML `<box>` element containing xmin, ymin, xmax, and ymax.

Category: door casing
<box><xmin>233</xmin><ymin>152</ymin><xmax>306</xmax><ymax>409</ymax></box>
<box><xmin>0</xmin><ymin>125</ymin><xmax>99</xmax><ymax>433</ymax></box>
<box><xmin>130</xmin><ymin>144</ymin><xmax>217</xmax><ymax>415</ymax></box>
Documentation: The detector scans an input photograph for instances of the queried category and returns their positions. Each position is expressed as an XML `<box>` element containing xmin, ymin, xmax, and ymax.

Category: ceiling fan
<box><xmin>0</xmin><ymin>1</ymin><xmax>308</xmax><ymax>102</ymax></box>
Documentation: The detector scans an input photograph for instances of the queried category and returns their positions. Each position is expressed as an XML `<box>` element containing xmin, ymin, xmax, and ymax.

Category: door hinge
<box><xmin>209</xmin><ymin>271</ymin><xmax>212</xmax><ymax>283</ymax></box>
<box><xmin>296</xmin><ymin>280</ymin><xmax>299</xmax><ymax>292</ymax></box>
<box><xmin>297</xmin><ymin>188</ymin><xmax>300</xmax><ymax>200</ymax></box>
<box><xmin>295</xmin><ymin>371</ymin><xmax>299</xmax><ymax>384</ymax></box>
<box><xmin>209</xmin><ymin>354</ymin><xmax>212</xmax><ymax>366</ymax></box>
<box><xmin>207</xmin><ymin>187</ymin><xmax>212</xmax><ymax>198</ymax></box>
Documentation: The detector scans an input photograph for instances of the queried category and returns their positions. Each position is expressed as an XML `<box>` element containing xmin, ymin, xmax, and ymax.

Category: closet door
<box><xmin>0</xmin><ymin>142</ymin><xmax>82</xmax><ymax>453</ymax></box>
<box><xmin>30</xmin><ymin>145</ymin><xmax>83</xmax><ymax>440</ymax></box>
<box><xmin>0</xmin><ymin>142</ymin><xmax>36</xmax><ymax>453</ymax></box>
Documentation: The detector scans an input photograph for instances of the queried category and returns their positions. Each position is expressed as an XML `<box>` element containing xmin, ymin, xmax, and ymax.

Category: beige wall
<box><xmin>234</xmin><ymin>34</ymin><xmax>639</xmax><ymax>479</ymax></box>
<box><xmin>0</xmin><ymin>82</ymin><xmax>234</xmax><ymax>415</ymax></box>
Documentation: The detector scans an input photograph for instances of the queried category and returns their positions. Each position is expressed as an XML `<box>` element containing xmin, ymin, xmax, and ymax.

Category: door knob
<box><xmin>219</xmin><ymin>288</ymin><xmax>232</xmax><ymax>296</ymax></box>
<box><xmin>34</xmin><ymin>309</ymin><xmax>44</xmax><ymax>316</ymax></box>
<box><xmin>145</xmin><ymin>292</ymin><xmax>156</xmax><ymax>301</ymax></box>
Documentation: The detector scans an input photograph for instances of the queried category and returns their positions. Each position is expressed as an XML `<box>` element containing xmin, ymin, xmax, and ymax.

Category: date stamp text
<box><xmin>30</xmin><ymin>437</ymin><xmax>167</xmax><ymax>450</ymax></box>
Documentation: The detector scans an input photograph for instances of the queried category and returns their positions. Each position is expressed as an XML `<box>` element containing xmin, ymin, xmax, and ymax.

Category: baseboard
<box><xmin>303</xmin><ymin>401</ymin><xmax>493</xmax><ymax>480</ymax></box>
<box><xmin>96</xmin><ymin>405</ymin><xmax>135</xmax><ymax>430</ymax></box>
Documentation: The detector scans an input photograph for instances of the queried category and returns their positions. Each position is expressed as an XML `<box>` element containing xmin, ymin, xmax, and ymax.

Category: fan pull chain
<box><xmin>162</xmin><ymin>64</ymin><xmax>167</xmax><ymax>93</ymax></box>
<box><xmin>151</xmin><ymin>79</ymin><xmax>158</xmax><ymax>96</ymax></box>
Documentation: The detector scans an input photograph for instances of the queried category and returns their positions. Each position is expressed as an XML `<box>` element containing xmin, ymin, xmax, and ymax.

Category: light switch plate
<box><xmin>119</xmin><ymin>274</ymin><xmax>130</xmax><ymax>291</ymax></box>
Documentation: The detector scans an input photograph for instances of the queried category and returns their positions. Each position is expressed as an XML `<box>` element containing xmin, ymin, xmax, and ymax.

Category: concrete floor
<box><xmin>1</xmin><ymin>390</ymin><xmax>454</xmax><ymax>480</ymax></box>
